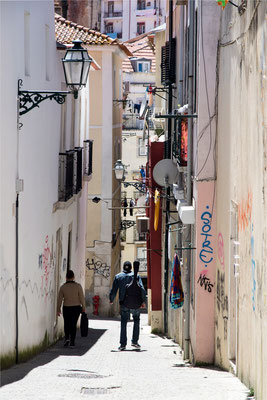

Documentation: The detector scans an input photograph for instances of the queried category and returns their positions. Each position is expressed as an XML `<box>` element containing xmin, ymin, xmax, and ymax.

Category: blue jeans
<box><xmin>120</xmin><ymin>305</ymin><xmax>141</xmax><ymax>346</ymax></box>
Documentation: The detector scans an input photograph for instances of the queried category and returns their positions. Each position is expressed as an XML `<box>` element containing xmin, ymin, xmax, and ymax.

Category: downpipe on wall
<box><xmin>164</xmin><ymin>0</ymin><xmax>174</xmax><ymax>335</ymax></box>
<box><xmin>184</xmin><ymin>0</ymin><xmax>195</xmax><ymax>361</ymax></box>
<box><xmin>15</xmin><ymin>194</ymin><xmax>19</xmax><ymax>363</ymax></box>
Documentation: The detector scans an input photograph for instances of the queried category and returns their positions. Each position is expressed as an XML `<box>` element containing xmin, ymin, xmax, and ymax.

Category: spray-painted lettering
<box><xmin>197</xmin><ymin>274</ymin><xmax>214</xmax><ymax>293</ymax></box>
<box><xmin>86</xmin><ymin>258</ymin><xmax>110</xmax><ymax>279</ymax></box>
<box><xmin>217</xmin><ymin>232</ymin><xmax>225</xmax><ymax>270</ymax></box>
<box><xmin>199</xmin><ymin>207</ymin><xmax>213</xmax><ymax>266</ymax></box>
<box><xmin>251</xmin><ymin>224</ymin><xmax>256</xmax><ymax>311</ymax></box>
<box><xmin>238</xmin><ymin>191</ymin><xmax>252</xmax><ymax>232</ymax></box>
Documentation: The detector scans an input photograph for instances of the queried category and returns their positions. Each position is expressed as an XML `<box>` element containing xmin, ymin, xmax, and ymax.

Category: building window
<box><xmin>138</xmin><ymin>138</ymin><xmax>148</xmax><ymax>156</ymax></box>
<box><xmin>24</xmin><ymin>11</ymin><xmax>30</xmax><ymax>76</ymax></box>
<box><xmin>137</xmin><ymin>61</ymin><xmax>150</xmax><ymax>72</ymax></box>
<box><xmin>45</xmin><ymin>24</ymin><xmax>50</xmax><ymax>81</ymax></box>
<box><xmin>106</xmin><ymin>23</ymin><xmax>113</xmax><ymax>33</ymax></box>
<box><xmin>137</xmin><ymin>0</ymin><xmax>146</xmax><ymax>10</ymax></box>
<box><xmin>137</xmin><ymin>22</ymin><xmax>145</xmax><ymax>35</ymax></box>
<box><xmin>108</xmin><ymin>1</ymin><xmax>114</xmax><ymax>14</ymax></box>
<box><xmin>137</xmin><ymin>247</ymin><xmax>146</xmax><ymax>260</ymax></box>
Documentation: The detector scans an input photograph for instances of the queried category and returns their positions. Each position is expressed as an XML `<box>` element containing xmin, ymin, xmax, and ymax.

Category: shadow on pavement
<box><xmin>0</xmin><ymin>327</ymin><xmax>106</xmax><ymax>388</ymax></box>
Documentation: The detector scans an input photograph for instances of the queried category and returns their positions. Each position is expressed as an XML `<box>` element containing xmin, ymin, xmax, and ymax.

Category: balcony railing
<box><xmin>74</xmin><ymin>147</ymin><xmax>83</xmax><ymax>193</ymax></box>
<box><xmin>58</xmin><ymin>150</ymin><xmax>74</xmax><ymax>202</ymax></box>
<box><xmin>84</xmin><ymin>140</ymin><xmax>93</xmax><ymax>176</ymax></box>
<box><xmin>104</xmin><ymin>11</ymin><xmax>122</xmax><ymax>18</ymax></box>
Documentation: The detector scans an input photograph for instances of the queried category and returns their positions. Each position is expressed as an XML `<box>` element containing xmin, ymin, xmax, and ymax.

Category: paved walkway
<box><xmin>1</xmin><ymin>314</ymin><xmax>249</xmax><ymax>400</ymax></box>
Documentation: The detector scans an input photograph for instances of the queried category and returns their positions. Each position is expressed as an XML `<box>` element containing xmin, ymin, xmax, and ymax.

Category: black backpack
<box><xmin>123</xmin><ymin>262</ymin><xmax>143</xmax><ymax>309</ymax></box>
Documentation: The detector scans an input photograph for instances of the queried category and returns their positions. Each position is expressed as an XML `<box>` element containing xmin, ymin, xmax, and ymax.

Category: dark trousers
<box><xmin>120</xmin><ymin>305</ymin><xmax>141</xmax><ymax>346</ymax></box>
<box><xmin>63</xmin><ymin>305</ymin><xmax>81</xmax><ymax>344</ymax></box>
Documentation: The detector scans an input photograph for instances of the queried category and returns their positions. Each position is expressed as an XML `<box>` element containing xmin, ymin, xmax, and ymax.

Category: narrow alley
<box><xmin>0</xmin><ymin>315</ymin><xmax>249</xmax><ymax>400</ymax></box>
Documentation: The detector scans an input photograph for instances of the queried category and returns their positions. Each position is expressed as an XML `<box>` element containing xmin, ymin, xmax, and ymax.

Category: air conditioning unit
<box><xmin>136</xmin><ymin>216</ymin><xmax>150</xmax><ymax>234</ymax></box>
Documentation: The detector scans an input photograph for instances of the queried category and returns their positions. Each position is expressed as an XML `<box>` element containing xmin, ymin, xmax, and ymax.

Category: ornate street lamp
<box><xmin>114</xmin><ymin>159</ymin><xmax>125</xmax><ymax>181</ymax></box>
<box><xmin>62</xmin><ymin>40</ymin><xmax>92</xmax><ymax>99</ymax></box>
<box><xmin>18</xmin><ymin>40</ymin><xmax>92</xmax><ymax>116</ymax></box>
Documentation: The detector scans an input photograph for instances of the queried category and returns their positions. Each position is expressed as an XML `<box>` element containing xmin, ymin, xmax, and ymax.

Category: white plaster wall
<box><xmin>216</xmin><ymin>2</ymin><xmax>267</xmax><ymax>398</ymax></box>
<box><xmin>0</xmin><ymin>0</ymin><xmax>88</xmax><ymax>360</ymax></box>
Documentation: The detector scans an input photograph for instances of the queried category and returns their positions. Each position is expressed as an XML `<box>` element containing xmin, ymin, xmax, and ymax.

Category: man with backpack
<box><xmin>109</xmin><ymin>260</ymin><xmax>146</xmax><ymax>351</ymax></box>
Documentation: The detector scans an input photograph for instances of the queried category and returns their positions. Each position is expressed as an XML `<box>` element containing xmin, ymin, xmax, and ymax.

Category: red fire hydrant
<box><xmin>92</xmin><ymin>295</ymin><xmax>100</xmax><ymax>315</ymax></box>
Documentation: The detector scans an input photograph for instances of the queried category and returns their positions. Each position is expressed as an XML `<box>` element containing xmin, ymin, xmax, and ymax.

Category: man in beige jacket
<box><xmin>57</xmin><ymin>270</ymin><xmax>86</xmax><ymax>347</ymax></box>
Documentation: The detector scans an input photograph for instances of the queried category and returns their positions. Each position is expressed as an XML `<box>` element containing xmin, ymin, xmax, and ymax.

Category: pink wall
<box><xmin>192</xmin><ymin>181</ymin><xmax>216</xmax><ymax>363</ymax></box>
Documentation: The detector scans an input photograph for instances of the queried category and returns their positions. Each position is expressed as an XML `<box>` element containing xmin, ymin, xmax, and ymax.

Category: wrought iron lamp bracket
<box><xmin>120</xmin><ymin>220</ymin><xmax>136</xmax><ymax>230</ymax></box>
<box><xmin>123</xmin><ymin>181</ymin><xmax>146</xmax><ymax>193</ymax></box>
<box><xmin>18</xmin><ymin>79</ymin><xmax>69</xmax><ymax>116</ymax></box>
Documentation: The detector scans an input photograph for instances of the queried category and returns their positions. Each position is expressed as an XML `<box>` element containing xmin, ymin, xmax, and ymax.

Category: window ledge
<box><xmin>53</xmin><ymin>191</ymin><xmax>82</xmax><ymax>213</ymax></box>
<box><xmin>83</xmin><ymin>174</ymin><xmax>92</xmax><ymax>182</ymax></box>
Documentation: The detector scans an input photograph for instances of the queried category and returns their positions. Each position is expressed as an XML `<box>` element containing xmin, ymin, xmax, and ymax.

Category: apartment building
<box><xmin>101</xmin><ymin>0</ymin><xmax>166</xmax><ymax>41</ymax></box>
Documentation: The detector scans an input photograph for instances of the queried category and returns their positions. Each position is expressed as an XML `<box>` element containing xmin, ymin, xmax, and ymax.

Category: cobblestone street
<box><xmin>0</xmin><ymin>315</ymin><xmax>249</xmax><ymax>400</ymax></box>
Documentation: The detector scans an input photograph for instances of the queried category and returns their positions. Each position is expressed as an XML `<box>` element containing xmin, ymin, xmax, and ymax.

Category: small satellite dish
<box><xmin>139</xmin><ymin>97</ymin><xmax>148</xmax><ymax>119</ymax></box>
<box><xmin>153</xmin><ymin>159</ymin><xmax>179</xmax><ymax>187</ymax></box>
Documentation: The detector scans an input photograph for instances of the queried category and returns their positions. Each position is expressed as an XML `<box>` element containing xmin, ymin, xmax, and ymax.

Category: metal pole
<box><xmin>164</xmin><ymin>0</ymin><xmax>173</xmax><ymax>335</ymax></box>
<box><xmin>184</xmin><ymin>0</ymin><xmax>195</xmax><ymax>360</ymax></box>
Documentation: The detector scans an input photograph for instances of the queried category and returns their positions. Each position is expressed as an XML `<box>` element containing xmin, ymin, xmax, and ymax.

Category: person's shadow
<box><xmin>0</xmin><ymin>327</ymin><xmax>106</xmax><ymax>387</ymax></box>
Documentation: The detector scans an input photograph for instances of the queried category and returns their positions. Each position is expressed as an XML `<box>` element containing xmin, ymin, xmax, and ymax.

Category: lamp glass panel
<box><xmin>115</xmin><ymin>167</ymin><xmax>124</xmax><ymax>180</ymax></box>
<box><xmin>81</xmin><ymin>61</ymin><xmax>91</xmax><ymax>85</ymax></box>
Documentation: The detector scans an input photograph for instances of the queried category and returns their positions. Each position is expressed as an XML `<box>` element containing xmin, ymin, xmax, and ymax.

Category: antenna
<box><xmin>153</xmin><ymin>159</ymin><xmax>179</xmax><ymax>187</ymax></box>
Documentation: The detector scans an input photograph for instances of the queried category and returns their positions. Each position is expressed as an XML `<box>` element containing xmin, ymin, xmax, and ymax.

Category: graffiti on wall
<box><xmin>199</xmin><ymin>206</ymin><xmax>214</xmax><ymax>267</ymax></box>
<box><xmin>197</xmin><ymin>206</ymin><xmax>215</xmax><ymax>293</ymax></box>
<box><xmin>197</xmin><ymin>273</ymin><xmax>214</xmax><ymax>293</ymax></box>
<box><xmin>86</xmin><ymin>258</ymin><xmax>110</xmax><ymax>279</ymax></box>
<box><xmin>238</xmin><ymin>191</ymin><xmax>252</xmax><ymax>232</ymax></box>
<box><xmin>216</xmin><ymin>270</ymin><xmax>228</xmax><ymax>340</ymax></box>
<box><xmin>217</xmin><ymin>233</ymin><xmax>225</xmax><ymax>270</ymax></box>
<box><xmin>251</xmin><ymin>224</ymin><xmax>256</xmax><ymax>311</ymax></box>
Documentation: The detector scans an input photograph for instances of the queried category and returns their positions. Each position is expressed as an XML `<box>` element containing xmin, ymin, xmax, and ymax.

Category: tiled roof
<box><xmin>55</xmin><ymin>14</ymin><xmax>115</xmax><ymax>45</ymax></box>
<box><xmin>55</xmin><ymin>14</ymin><xmax>131</xmax><ymax>56</ymax></box>
<box><xmin>122</xmin><ymin>33</ymin><xmax>156</xmax><ymax>73</ymax></box>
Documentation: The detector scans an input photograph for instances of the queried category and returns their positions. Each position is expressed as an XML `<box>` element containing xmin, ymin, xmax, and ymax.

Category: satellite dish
<box><xmin>153</xmin><ymin>159</ymin><xmax>179</xmax><ymax>187</ymax></box>
<box><xmin>139</xmin><ymin>97</ymin><xmax>148</xmax><ymax>119</ymax></box>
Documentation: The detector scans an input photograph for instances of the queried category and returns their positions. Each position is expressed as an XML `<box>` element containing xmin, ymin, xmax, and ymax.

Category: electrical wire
<box><xmin>196</xmin><ymin>1</ymin><xmax>213</xmax><ymax>179</ymax></box>
<box><xmin>219</xmin><ymin>0</ymin><xmax>261</xmax><ymax>47</ymax></box>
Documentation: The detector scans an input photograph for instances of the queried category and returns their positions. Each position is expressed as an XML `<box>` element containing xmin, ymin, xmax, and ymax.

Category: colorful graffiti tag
<box><xmin>238</xmin><ymin>191</ymin><xmax>252</xmax><ymax>232</ymax></box>
<box><xmin>199</xmin><ymin>206</ymin><xmax>214</xmax><ymax>267</ymax></box>
<box><xmin>251</xmin><ymin>224</ymin><xmax>256</xmax><ymax>311</ymax></box>
<box><xmin>217</xmin><ymin>232</ymin><xmax>225</xmax><ymax>270</ymax></box>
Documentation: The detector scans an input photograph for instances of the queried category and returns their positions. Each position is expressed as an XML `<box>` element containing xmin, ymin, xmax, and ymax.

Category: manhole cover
<box><xmin>81</xmin><ymin>386</ymin><xmax>120</xmax><ymax>395</ymax></box>
<box><xmin>58</xmin><ymin>373</ymin><xmax>106</xmax><ymax>379</ymax></box>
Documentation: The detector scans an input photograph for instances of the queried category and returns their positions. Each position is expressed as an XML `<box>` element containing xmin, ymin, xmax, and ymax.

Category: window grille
<box><xmin>74</xmin><ymin>147</ymin><xmax>83</xmax><ymax>193</ymax></box>
<box><xmin>58</xmin><ymin>150</ymin><xmax>74</xmax><ymax>201</ymax></box>
<box><xmin>83</xmin><ymin>140</ymin><xmax>93</xmax><ymax>175</ymax></box>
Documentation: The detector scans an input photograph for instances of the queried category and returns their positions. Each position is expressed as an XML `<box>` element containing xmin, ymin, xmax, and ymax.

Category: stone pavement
<box><xmin>0</xmin><ymin>314</ymin><xmax>249</xmax><ymax>400</ymax></box>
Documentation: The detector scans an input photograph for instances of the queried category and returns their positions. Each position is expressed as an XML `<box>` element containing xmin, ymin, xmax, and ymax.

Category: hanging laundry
<box><xmin>154</xmin><ymin>189</ymin><xmax>160</xmax><ymax>231</ymax></box>
<box><xmin>140</xmin><ymin>166</ymin><xmax>146</xmax><ymax>183</ymax></box>
<box><xmin>123</xmin><ymin>197</ymin><xmax>128</xmax><ymax>217</ymax></box>
<box><xmin>170</xmin><ymin>254</ymin><xmax>184</xmax><ymax>309</ymax></box>
<box><xmin>129</xmin><ymin>199</ymin><xmax>135</xmax><ymax>216</ymax></box>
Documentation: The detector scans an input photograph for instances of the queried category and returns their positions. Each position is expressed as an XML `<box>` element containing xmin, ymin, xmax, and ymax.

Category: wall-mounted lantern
<box><xmin>18</xmin><ymin>40</ymin><xmax>92</xmax><ymax>116</ymax></box>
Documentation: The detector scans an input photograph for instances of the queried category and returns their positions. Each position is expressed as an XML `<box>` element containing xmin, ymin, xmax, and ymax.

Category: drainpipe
<box><xmin>15</xmin><ymin>91</ymin><xmax>21</xmax><ymax>364</ymax></box>
<box><xmin>163</xmin><ymin>0</ymin><xmax>173</xmax><ymax>335</ymax></box>
<box><xmin>15</xmin><ymin>194</ymin><xmax>19</xmax><ymax>363</ymax></box>
<box><xmin>184</xmin><ymin>0</ymin><xmax>194</xmax><ymax>360</ymax></box>
<box><xmin>178</xmin><ymin>7</ymin><xmax>184</xmax><ymax>106</ymax></box>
